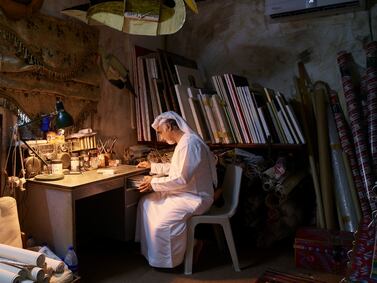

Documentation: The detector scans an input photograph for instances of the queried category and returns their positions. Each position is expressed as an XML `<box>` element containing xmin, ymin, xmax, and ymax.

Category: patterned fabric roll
<box><xmin>366</xmin><ymin>41</ymin><xmax>377</xmax><ymax>176</ymax></box>
<box><xmin>338</xmin><ymin>50</ymin><xmax>377</xmax><ymax>282</ymax></box>
<box><xmin>329</xmin><ymin>91</ymin><xmax>371</xmax><ymax>216</ymax></box>
<box><xmin>337</xmin><ymin>52</ymin><xmax>376</xmax><ymax>212</ymax></box>
<box><xmin>361</xmin><ymin>73</ymin><xmax>369</xmax><ymax>125</ymax></box>
<box><xmin>347</xmin><ymin>215</ymin><xmax>375</xmax><ymax>281</ymax></box>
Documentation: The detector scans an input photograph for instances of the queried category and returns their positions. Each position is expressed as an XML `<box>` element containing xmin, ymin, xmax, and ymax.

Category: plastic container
<box><xmin>64</xmin><ymin>245</ymin><xmax>78</xmax><ymax>273</ymax></box>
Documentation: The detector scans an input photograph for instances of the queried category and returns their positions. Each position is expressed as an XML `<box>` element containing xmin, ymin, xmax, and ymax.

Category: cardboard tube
<box><xmin>315</xmin><ymin>86</ymin><xmax>336</xmax><ymax>229</ymax></box>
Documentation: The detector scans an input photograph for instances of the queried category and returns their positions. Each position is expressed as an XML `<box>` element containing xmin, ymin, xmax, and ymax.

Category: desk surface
<box><xmin>23</xmin><ymin>164</ymin><xmax>149</xmax><ymax>257</ymax></box>
<box><xmin>27</xmin><ymin>165</ymin><xmax>148</xmax><ymax>189</ymax></box>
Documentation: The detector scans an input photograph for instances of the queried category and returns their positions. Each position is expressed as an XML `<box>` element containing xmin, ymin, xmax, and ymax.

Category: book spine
<box><xmin>201</xmin><ymin>93</ymin><xmax>222</xmax><ymax>143</ymax></box>
<box><xmin>212</xmin><ymin>75</ymin><xmax>242</xmax><ymax>143</ymax></box>
<box><xmin>211</xmin><ymin>94</ymin><xmax>233</xmax><ymax>143</ymax></box>
<box><xmin>275</xmin><ymin>91</ymin><xmax>300</xmax><ymax>144</ymax></box>
<box><xmin>263</xmin><ymin>88</ymin><xmax>287</xmax><ymax>143</ymax></box>
<box><xmin>224</xmin><ymin>74</ymin><xmax>251</xmax><ymax>143</ymax></box>
<box><xmin>197</xmin><ymin>92</ymin><xmax>215</xmax><ymax>143</ymax></box>
<box><xmin>244</xmin><ymin>87</ymin><xmax>267</xmax><ymax>143</ymax></box>
<box><xmin>238</xmin><ymin>86</ymin><xmax>259</xmax><ymax>143</ymax></box>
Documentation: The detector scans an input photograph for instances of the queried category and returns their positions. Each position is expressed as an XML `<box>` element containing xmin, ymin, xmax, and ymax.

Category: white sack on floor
<box><xmin>0</xmin><ymin>197</ymin><xmax>22</xmax><ymax>248</ymax></box>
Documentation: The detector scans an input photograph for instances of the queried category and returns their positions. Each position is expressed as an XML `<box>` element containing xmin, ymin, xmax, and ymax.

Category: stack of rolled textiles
<box><xmin>0</xmin><ymin>244</ymin><xmax>72</xmax><ymax>283</ymax></box>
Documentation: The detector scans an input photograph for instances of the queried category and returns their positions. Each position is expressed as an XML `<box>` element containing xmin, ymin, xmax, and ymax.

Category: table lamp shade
<box><xmin>55</xmin><ymin>99</ymin><xmax>74</xmax><ymax>129</ymax></box>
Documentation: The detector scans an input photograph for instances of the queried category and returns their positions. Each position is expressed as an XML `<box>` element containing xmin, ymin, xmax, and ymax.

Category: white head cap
<box><xmin>151</xmin><ymin>111</ymin><xmax>218</xmax><ymax>187</ymax></box>
<box><xmin>151</xmin><ymin>111</ymin><xmax>195</xmax><ymax>134</ymax></box>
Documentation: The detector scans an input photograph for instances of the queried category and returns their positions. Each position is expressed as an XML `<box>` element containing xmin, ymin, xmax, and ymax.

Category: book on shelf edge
<box><xmin>174</xmin><ymin>65</ymin><xmax>204</xmax><ymax>88</ymax></box>
<box><xmin>211</xmin><ymin>94</ymin><xmax>234</xmax><ymax>144</ymax></box>
<box><xmin>275</xmin><ymin>91</ymin><xmax>301</xmax><ymax>144</ymax></box>
<box><xmin>199</xmin><ymin>92</ymin><xmax>222</xmax><ymax>144</ymax></box>
<box><xmin>278</xmin><ymin>93</ymin><xmax>306</xmax><ymax>144</ymax></box>
<box><xmin>263</xmin><ymin>88</ymin><xmax>288</xmax><ymax>144</ymax></box>
<box><xmin>212</xmin><ymin>75</ymin><xmax>241</xmax><ymax>143</ymax></box>
<box><xmin>187</xmin><ymin>87</ymin><xmax>212</xmax><ymax>143</ymax></box>
<box><xmin>224</xmin><ymin>74</ymin><xmax>250</xmax><ymax>143</ymax></box>
<box><xmin>237</xmin><ymin>86</ymin><xmax>258</xmax><ymax>143</ymax></box>
<box><xmin>174</xmin><ymin>84</ymin><xmax>198</xmax><ymax>133</ymax></box>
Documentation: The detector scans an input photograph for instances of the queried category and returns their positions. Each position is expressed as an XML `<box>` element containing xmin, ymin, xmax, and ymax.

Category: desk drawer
<box><xmin>125</xmin><ymin>188</ymin><xmax>140</xmax><ymax>205</ymax></box>
<box><xmin>125</xmin><ymin>204</ymin><xmax>137</xmax><ymax>241</ymax></box>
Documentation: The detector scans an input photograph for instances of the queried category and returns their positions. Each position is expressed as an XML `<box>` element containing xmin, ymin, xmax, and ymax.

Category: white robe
<box><xmin>135</xmin><ymin>133</ymin><xmax>215</xmax><ymax>268</ymax></box>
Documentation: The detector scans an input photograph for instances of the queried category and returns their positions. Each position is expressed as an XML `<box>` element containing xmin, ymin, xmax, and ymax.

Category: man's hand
<box><xmin>138</xmin><ymin>175</ymin><xmax>153</xmax><ymax>193</ymax></box>
<box><xmin>136</xmin><ymin>161</ymin><xmax>151</xmax><ymax>168</ymax></box>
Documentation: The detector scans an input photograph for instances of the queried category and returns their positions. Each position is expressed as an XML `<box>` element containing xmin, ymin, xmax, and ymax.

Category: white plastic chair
<box><xmin>184</xmin><ymin>164</ymin><xmax>243</xmax><ymax>275</ymax></box>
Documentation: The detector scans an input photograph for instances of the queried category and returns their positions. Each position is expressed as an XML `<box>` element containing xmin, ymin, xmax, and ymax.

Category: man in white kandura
<box><xmin>135</xmin><ymin>111</ymin><xmax>217</xmax><ymax>269</ymax></box>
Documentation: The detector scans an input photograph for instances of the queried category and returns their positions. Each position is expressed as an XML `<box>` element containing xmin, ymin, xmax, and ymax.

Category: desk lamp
<box><xmin>55</xmin><ymin>98</ymin><xmax>74</xmax><ymax>129</ymax></box>
<box><xmin>19</xmin><ymin>98</ymin><xmax>74</xmax><ymax>180</ymax></box>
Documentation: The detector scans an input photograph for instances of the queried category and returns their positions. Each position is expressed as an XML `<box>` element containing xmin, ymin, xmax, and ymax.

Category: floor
<box><xmin>77</xmin><ymin>237</ymin><xmax>343</xmax><ymax>283</ymax></box>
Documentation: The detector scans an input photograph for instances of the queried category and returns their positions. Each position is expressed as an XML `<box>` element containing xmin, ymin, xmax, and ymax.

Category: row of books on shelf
<box><xmin>132</xmin><ymin>46</ymin><xmax>305</xmax><ymax>145</ymax></box>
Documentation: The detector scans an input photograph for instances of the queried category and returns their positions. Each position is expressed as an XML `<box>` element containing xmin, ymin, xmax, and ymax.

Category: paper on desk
<box><xmin>96</xmin><ymin>168</ymin><xmax>120</xmax><ymax>174</ymax></box>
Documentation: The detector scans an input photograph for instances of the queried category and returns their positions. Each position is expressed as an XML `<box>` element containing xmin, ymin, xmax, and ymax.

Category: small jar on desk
<box><xmin>70</xmin><ymin>153</ymin><xmax>80</xmax><ymax>172</ymax></box>
<box><xmin>51</xmin><ymin>160</ymin><xmax>63</xmax><ymax>175</ymax></box>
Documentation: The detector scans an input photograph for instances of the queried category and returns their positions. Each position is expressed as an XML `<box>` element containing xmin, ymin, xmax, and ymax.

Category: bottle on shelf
<box><xmin>64</xmin><ymin>245</ymin><xmax>78</xmax><ymax>274</ymax></box>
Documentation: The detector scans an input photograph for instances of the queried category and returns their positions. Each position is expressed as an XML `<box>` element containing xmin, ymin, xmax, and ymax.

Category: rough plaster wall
<box><xmin>93</xmin><ymin>26</ymin><xmax>136</xmax><ymax>158</ymax></box>
<box><xmin>39</xmin><ymin>1</ymin><xmax>164</xmax><ymax>157</ymax></box>
<box><xmin>167</xmin><ymin>0</ymin><xmax>374</xmax><ymax>99</ymax></box>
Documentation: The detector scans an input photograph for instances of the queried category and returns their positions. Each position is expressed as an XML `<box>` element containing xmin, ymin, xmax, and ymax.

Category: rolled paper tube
<box><xmin>0</xmin><ymin>269</ymin><xmax>21</xmax><ymax>283</ymax></box>
<box><xmin>262</xmin><ymin>179</ymin><xmax>275</xmax><ymax>192</ymax></box>
<box><xmin>342</xmin><ymin>151</ymin><xmax>362</xmax><ymax>222</ymax></box>
<box><xmin>262</xmin><ymin>167</ymin><xmax>275</xmax><ymax>180</ymax></box>
<box><xmin>28</xmin><ymin>267</ymin><xmax>44</xmax><ymax>282</ymax></box>
<box><xmin>328</xmin><ymin>106</ymin><xmax>358</xmax><ymax>232</ymax></box>
<box><xmin>335</xmin><ymin>200</ymin><xmax>344</xmax><ymax>231</ymax></box>
<box><xmin>0</xmin><ymin>244</ymin><xmax>45</xmax><ymax>267</ymax></box>
<box><xmin>0</xmin><ymin>263</ymin><xmax>28</xmax><ymax>278</ymax></box>
<box><xmin>38</xmin><ymin>246</ymin><xmax>62</xmax><ymax>262</ymax></box>
<box><xmin>44</xmin><ymin>257</ymin><xmax>64</xmax><ymax>274</ymax></box>
<box><xmin>295</xmin><ymin>75</ymin><xmax>325</xmax><ymax>228</ymax></box>
<box><xmin>315</xmin><ymin>86</ymin><xmax>336</xmax><ymax>229</ymax></box>
<box><xmin>275</xmin><ymin>169</ymin><xmax>307</xmax><ymax>196</ymax></box>
<box><xmin>0</xmin><ymin>258</ymin><xmax>33</xmax><ymax>268</ymax></box>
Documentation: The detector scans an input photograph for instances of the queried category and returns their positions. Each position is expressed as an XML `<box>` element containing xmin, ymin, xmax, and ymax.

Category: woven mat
<box><xmin>257</xmin><ymin>268</ymin><xmax>326</xmax><ymax>283</ymax></box>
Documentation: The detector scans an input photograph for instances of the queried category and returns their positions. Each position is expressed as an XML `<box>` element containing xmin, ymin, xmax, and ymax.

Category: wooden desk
<box><xmin>22</xmin><ymin>165</ymin><xmax>148</xmax><ymax>258</ymax></box>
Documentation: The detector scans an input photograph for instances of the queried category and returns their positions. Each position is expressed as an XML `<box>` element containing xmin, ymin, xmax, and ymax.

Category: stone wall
<box><xmin>167</xmin><ymin>0</ymin><xmax>375</xmax><ymax>99</ymax></box>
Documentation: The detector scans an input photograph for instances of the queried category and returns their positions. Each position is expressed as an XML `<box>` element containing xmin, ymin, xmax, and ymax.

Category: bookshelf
<box><xmin>132</xmin><ymin>47</ymin><xmax>306</xmax><ymax>151</ymax></box>
<box><xmin>138</xmin><ymin>140</ymin><xmax>304</xmax><ymax>150</ymax></box>
<box><xmin>208</xmin><ymin>143</ymin><xmax>305</xmax><ymax>150</ymax></box>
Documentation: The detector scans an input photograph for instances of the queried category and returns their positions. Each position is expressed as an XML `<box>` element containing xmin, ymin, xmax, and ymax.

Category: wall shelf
<box><xmin>138</xmin><ymin>141</ymin><xmax>306</xmax><ymax>151</ymax></box>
